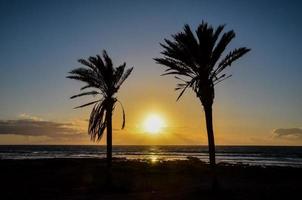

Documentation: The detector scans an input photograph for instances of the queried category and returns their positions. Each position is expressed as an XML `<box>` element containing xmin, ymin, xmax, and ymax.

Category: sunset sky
<box><xmin>0</xmin><ymin>0</ymin><xmax>301</xmax><ymax>145</ymax></box>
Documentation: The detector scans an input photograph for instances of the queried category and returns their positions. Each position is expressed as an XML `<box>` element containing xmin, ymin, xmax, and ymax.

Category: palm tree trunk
<box><xmin>106</xmin><ymin>104</ymin><xmax>113</xmax><ymax>168</ymax></box>
<box><xmin>204</xmin><ymin>104</ymin><xmax>220</xmax><ymax>191</ymax></box>
<box><xmin>204</xmin><ymin>105</ymin><xmax>216</xmax><ymax>168</ymax></box>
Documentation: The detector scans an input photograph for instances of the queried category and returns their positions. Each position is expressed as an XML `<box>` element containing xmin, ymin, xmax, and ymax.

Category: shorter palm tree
<box><xmin>67</xmin><ymin>50</ymin><xmax>133</xmax><ymax>167</ymax></box>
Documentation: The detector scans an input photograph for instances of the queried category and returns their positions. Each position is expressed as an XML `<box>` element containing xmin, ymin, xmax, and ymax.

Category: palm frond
<box><xmin>210</xmin><ymin>24</ymin><xmax>225</xmax><ymax>51</ymax></box>
<box><xmin>176</xmin><ymin>83</ymin><xmax>190</xmax><ymax>101</ymax></box>
<box><xmin>88</xmin><ymin>56</ymin><xmax>100</xmax><ymax>68</ymax></box>
<box><xmin>78</xmin><ymin>59</ymin><xmax>98</xmax><ymax>73</ymax></box>
<box><xmin>117</xmin><ymin>100</ymin><xmax>126</xmax><ymax>129</ymax></box>
<box><xmin>154</xmin><ymin>58</ymin><xmax>194</xmax><ymax>77</ymax></box>
<box><xmin>159</xmin><ymin>39</ymin><xmax>198</xmax><ymax>73</ymax></box>
<box><xmin>114</xmin><ymin>63</ymin><xmax>126</xmax><ymax>85</ymax></box>
<box><xmin>213</xmin><ymin>47</ymin><xmax>251</xmax><ymax>77</ymax></box>
<box><xmin>70</xmin><ymin>91</ymin><xmax>99</xmax><ymax>99</ymax></box>
<box><xmin>74</xmin><ymin>100</ymin><xmax>100</xmax><ymax>109</ymax></box>
<box><xmin>88</xmin><ymin>100</ymin><xmax>108</xmax><ymax>141</ymax></box>
<box><xmin>176</xmin><ymin>77</ymin><xmax>197</xmax><ymax>101</ymax></box>
<box><xmin>210</xmin><ymin>30</ymin><xmax>236</xmax><ymax>68</ymax></box>
<box><xmin>116</xmin><ymin>67</ymin><xmax>134</xmax><ymax>89</ymax></box>
<box><xmin>214</xmin><ymin>74</ymin><xmax>232</xmax><ymax>85</ymax></box>
<box><xmin>80</xmin><ymin>85</ymin><xmax>93</xmax><ymax>90</ymax></box>
<box><xmin>102</xmin><ymin>50</ymin><xmax>113</xmax><ymax>71</ymax></box>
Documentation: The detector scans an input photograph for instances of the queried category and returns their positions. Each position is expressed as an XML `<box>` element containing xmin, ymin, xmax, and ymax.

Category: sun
<box><xmin>143</xmin><ymin>114</ymin><xmax>165</xmax><ymax>134</ymax></box>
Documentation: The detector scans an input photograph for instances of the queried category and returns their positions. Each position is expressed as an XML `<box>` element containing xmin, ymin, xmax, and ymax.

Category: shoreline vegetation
<box><xmin>1</xmin><ymin>158</ymin><xmax>301</xmax><ymax>199</ymax></box>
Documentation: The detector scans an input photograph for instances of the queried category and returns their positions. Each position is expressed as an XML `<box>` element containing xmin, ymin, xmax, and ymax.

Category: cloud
<box><xmin>273</xmin><ymin>128</ymin><xmax>302</xmax><ymax>139</ymax></box>
<box><xmin>0</xmin><ymin>119</ymin><xmax>86</xmax><ymax>140</ymax></box>
<box><xmin>18</xmin><ymin>113</ymin><xmax>43</xmax><ymax>121</ymax></box>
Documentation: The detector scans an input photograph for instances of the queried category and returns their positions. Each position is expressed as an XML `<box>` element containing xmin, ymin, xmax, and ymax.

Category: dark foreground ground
<box><xmin>0</xmin><ymin>158</ymin><xmax>301</xmax><ymax>200</ymax></box>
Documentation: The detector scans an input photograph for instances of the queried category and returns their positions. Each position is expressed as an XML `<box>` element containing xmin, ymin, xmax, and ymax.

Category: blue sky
<box><xmin>0</xmin><ymin>0</ymin><xmax>301</xmax><ymax>145</ymax></box>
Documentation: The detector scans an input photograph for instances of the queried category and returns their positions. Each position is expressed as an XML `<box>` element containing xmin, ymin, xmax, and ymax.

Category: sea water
<box><xmin>0</xmin><ymin>145</ymin><xmax>302</xmax><ymax>167</ymax></box>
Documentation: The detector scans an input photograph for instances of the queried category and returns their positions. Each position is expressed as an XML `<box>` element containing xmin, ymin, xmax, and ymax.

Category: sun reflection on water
<box><xmin>150</xmin><ymin>155</ymin><xmax>158</xmax><ymax>163</ymax></box>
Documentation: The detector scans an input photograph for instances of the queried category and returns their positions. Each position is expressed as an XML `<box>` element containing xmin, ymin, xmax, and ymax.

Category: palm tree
<box><xmin>154</xmin><ymin>21</ymin><xmax>250</xmax><ymax>168</ymax></box>
<box><xmin>67</xmin><ymin>50</ymin><xmax>133</xmax><ymax>167</ymax></box>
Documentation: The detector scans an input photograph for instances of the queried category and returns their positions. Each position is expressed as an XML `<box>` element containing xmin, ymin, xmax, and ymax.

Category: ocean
<box><xmin>0</xmin><ymin>145</ymin><xmax>302</xmax><ymax>168</ymax></box>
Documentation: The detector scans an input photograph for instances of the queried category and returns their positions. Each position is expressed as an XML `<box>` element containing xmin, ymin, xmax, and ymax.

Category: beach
<box><xmin>1</xmin><ymin>158</ymin><xmax>301</xmax><ymax>200</ymax></box>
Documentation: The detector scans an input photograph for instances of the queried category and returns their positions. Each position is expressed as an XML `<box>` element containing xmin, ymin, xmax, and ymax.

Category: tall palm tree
<box><xmin>154</xmin><ymin>21</ymin><xmax>250</xmax><ymax>168</ymax></box>
<box><xmin>67</xmin><ymin>50</ymin><xmax>133</xmax><ymax>167</ymax></box>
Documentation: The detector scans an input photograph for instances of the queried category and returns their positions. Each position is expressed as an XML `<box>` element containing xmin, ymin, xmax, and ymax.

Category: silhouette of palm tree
<box><xmin>154</xmin><ymin>21</ymin><xmax>250</xmax><ymax>168</ymax></box>
<box><xmin>67</xmin><ymin>50</ymin><xmax>133</xmax><ymax>167</ymax></box>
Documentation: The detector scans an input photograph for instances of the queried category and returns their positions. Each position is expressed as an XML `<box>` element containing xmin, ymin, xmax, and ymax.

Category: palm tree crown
<box><xmin>67</xmin><ymin>50</ymin><xmax>133</xmax><ymax>141</ymax></box>
<box><xmin>154</xmin><ymin>21</ymin><xmax>250</xmax><ymax>106</ymax></box>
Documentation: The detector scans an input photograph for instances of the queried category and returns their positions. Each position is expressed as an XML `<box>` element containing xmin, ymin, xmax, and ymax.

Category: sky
<box><xmin>0</xmin><ymin>0</ymin><xmax>301</xmax><ymax>145</ymax></box>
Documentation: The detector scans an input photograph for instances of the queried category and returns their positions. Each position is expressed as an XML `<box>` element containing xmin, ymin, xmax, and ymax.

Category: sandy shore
<box><xmin>0</xmin><ymin>158</ymin><xmax>301</xmax><ymax>200</ymax></box>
